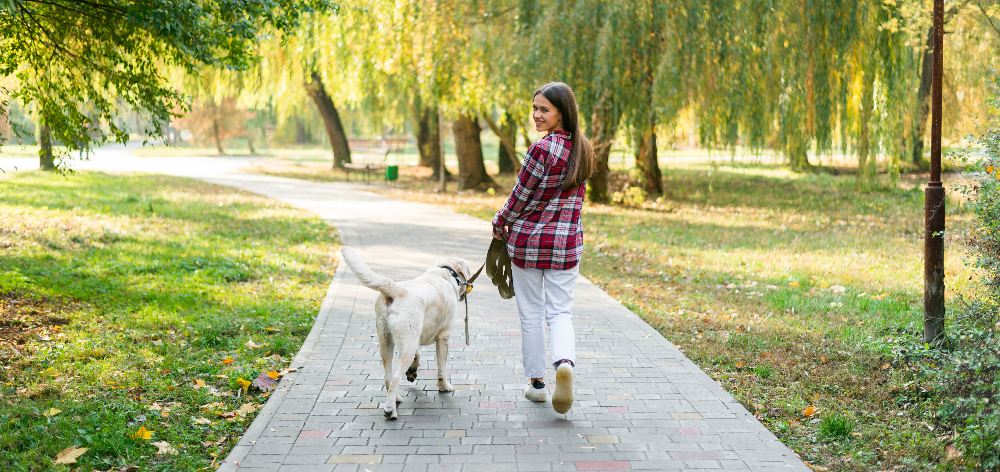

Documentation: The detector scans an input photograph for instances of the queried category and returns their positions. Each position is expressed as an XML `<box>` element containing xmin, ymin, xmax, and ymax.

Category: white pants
<box><xmin>511</xmin><ymin>263</ymin><xmax>578</xmax><ymax>379</ymax></box>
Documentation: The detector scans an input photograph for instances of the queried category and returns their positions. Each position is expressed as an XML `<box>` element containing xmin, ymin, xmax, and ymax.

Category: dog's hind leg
<box><xmin>385</xmin><ymin>338</ymin><xmax>418</xmax><ymax>420</ymax></box>
<box><xmin>379</xmin><ymin>335</ymin><xmax>394</xmax><ymax>393</ymax></box>
<box><xmin>405</xmin><ymin>352</ymin><xmax>420</xmax><ymax>382</ymax></box>
<box><xmin>435</xmin><ymin>335</ymin><xmax>455</xmax><ymax>392</ymax></box>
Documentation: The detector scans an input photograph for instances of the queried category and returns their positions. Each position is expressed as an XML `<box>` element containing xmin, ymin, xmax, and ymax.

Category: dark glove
<box><xmin>485</xmin><ymin>238</ymin><xmax>514</xmax><ymax>299</ymax></box>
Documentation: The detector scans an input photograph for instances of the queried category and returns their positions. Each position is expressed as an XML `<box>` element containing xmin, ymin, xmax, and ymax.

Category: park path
<box><xmin>4</xmin><ymin>149</ymin><xmax>810</xmax><ymax>471</ymax></box>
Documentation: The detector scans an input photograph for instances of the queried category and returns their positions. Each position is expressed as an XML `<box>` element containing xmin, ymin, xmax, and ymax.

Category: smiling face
<box><xmin>532</xmin><ymin>93</ymin><xmax>563</xmax><ymax>133</ymax></box>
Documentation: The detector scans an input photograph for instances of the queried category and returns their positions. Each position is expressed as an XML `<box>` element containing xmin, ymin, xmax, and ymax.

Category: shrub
<box><xmin>894</xmin><ymin>72</ymin><xmax>1000</xmax><ymax>470</ymax></box>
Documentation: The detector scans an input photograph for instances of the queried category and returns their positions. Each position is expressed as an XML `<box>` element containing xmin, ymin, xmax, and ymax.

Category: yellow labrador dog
<box><xmin>340</xmin><ymin>247</ymin><xmax>472</xmax><ymax>420</ymax></box>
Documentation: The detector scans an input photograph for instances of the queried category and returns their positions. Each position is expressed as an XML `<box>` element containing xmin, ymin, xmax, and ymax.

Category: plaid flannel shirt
<box><xmin>492</xmin><ymin>129</ymin><xmax>585</xmax><ymax>270</ymax></box>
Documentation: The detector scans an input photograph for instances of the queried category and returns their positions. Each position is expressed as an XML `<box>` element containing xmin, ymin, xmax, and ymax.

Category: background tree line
<box><xmin>1</xmin><ymin>0</ymin><xmax>998</xmax><ymax>201</ymax></box>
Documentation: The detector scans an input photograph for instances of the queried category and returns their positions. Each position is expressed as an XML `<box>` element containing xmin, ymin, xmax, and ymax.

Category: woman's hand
<box><xmin>492</xmin><ymin>224</ymin><xmax>508</xmax><ymax>241</ymax></box>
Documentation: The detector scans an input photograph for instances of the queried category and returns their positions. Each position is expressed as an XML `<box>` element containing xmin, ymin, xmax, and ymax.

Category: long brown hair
<box><xmin>534</xmin><ymin>82</ymin><xmax>595</xmax><ymax>190</ymax></box>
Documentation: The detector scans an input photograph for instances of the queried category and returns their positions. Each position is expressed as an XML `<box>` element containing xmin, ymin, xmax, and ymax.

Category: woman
<box><xmin>492</xmin><ymin>82</ymin><xmax>595</xmax><ymax>414</ymax></box>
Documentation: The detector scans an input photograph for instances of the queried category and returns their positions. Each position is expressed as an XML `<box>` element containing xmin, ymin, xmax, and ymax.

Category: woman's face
<box><xmin>532</xmin><ymin>94</ymin><xmax>562</xmax><ymax>133</ymax></box>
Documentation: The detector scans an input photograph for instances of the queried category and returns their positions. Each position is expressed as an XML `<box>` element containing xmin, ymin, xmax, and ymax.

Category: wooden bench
<box><xmin>343</xmin><ymin>138</ymin><xmax>408</xmax><ymax>183</ymax></box>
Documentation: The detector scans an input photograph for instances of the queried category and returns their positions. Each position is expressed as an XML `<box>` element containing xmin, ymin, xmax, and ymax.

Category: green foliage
<box><xmin>0</xmin><ymin>0</ymin><xmax>331</xmax><ymax>158</ymax></box>
<box><xmin>818</xmin><ymin>413</ymin><xmax>855</xmax><ymax>441</ymax></box>
<box><xmin>610</xmin><ymin>185</ymin><xmax>648</xmax><ymax>207</ymax></box>
<box><xmin>892</xmin><ymin>72</ymin><xmax>1000</xmax><ymax>471</ymax></box>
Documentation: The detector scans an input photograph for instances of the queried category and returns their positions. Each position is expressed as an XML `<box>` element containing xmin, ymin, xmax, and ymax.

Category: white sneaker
<box><xmin>552</xmin><ymin>363</ymin><xmax>574</xmax><ymax>413</ymax></box>
<box><xmin>524</xmin><ymin>383</ymin><xmax>547</xmax><ymax>402</ymax></box>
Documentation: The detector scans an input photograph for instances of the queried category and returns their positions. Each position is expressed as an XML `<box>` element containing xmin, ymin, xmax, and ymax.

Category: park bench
<box><xmin>342</xmin><ymin>137</ymin><xmax>408</xmax><ymax>183</ymax></box>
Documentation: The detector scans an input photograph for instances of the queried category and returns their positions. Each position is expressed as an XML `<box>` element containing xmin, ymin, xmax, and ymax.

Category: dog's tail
<box><xmin>341</xmin><ymin>247</ymin><xmax>406</xmax><ymax>299</ymax></box>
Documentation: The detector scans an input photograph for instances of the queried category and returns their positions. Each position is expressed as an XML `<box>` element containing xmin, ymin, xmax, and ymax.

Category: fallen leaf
<box><xmin>946</xmin><ymin>444</ymin><xmax>963</xmax><ymax>460</ymax></box>
<box><xmin>881</xmin><ymin>363</ymin><xmax>891</xmax><ymax>370</ymax></box>
<box><xmin>43</xmin><ymin>408</ymin><xmax>62</xmax><ymax>418</ymax></box>
<box><xmin>237</xmin><ymin>378</ymin><xmax>252</xmax><ymax>393</ymax></box>
<box><xmin>802</xmin><ymin>405</ymin><xmax>817</xmax><ymax>417</ymax></box>
<box><xmin>266</xmin><ymin>370</ymin><xmax>280</xmax><ymax>379</ymax></box>
<box><xmin>221</xmin><ymin>356</ymin><xmax>234</xmax><ymax>365</ymax></box>
<box><xmin>789</xmin><ymin>280</ymin><xmax>801</xmax><ymax>288</ymax></box>
<box><xmin>193</xmin><ymin>379</ymin><xmax>206</xmax><ymax>389</ymax></box>
<box><xmin>235</xmin><ymin>402</ymin><xmax>260</xmax><ymax>418</ymax></box>
<box><xmin>819</xmin><ymin>355</ymin><xmax>828</xmax><ymax>363</ymax></box>
<box><xmin>829</xmin><ymin>285</ymin><xmax>847</xmax><ymax>294</ymax></box>
<box><xmin>200</xmin><ymin>402</ymin><xmax>226</xmax><ymax>411</ymax></box>
<box><xmin>193</xmin><ymin>417</ymin><xmax>212</xmax><ymax>425</ymax></box>
<box><xmin>278</xmin><ymin>367</ymin><xmax>297</xmax><ymax>376</ymax></box>
<box><xmin>53</xmin><ymin>446</ymin><xmax>88</xmax><ymax>464</ymax></box>
<box><xmin>734</xmin><ymin>361</ymin><xmax>746</xmax><ymax>369</ymax></box>
<box><xmin>245</xmin><ymin>339</ymin><xmax>262</xmax><ymax>349</ymax></box>
<box><xmin>152</xmin><ymin>441</ymin><xmax>179</xmax><ymax>455</ymax></box>
<box><xmin>130</xmin><ymin>426</ymin><xmax>153</xmax><ymax>440</ymax></box>
<box><xmin>251</xmin><ymin>372</ymin><xmax>277</xmax><ymax>392</ymax></box>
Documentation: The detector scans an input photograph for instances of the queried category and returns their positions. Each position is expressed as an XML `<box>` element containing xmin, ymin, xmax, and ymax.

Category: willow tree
<box><xmin>0</xmin><ymin>0</ymin><xmax>327</xmax><ymax>170</ymax></box>
<box><xmin>518</xmin><ymin>1</ymin><xmax>646</xmax><ymax>202</ymax></box>
<box><xmin>255</xmin><ymin>11</ymin><xmax>359</xmax><ymax>168</ymax></box>
<box><xmin>668</xmin><ymin>0</ymin><xmax>922</xmax><ymax>178</ymax></box>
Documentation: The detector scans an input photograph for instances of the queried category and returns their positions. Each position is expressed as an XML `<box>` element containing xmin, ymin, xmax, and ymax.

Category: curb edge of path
<box><xmin>217</xmin><ymin>257</ymin><xmax>347</xmax><ymax>471</ymax></box>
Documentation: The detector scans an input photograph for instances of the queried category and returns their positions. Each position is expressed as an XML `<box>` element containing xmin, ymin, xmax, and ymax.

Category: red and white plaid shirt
<box><xmin>492</xmin><ymin>129</ymin><xmax>585</xmax><ymax>270</ymax></box>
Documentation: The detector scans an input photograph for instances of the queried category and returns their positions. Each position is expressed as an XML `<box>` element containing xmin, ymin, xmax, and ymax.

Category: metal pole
<box><xmin>924</xmin><ymin>0</ymin><xmax>946</xmax><ymax>344</ymax></box>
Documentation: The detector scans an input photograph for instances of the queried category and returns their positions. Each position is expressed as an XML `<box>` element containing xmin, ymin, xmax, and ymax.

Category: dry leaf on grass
<box><xmin>245</xmin><ymin>339</ymin><xmax>262</xmax><ymax>349</ymax></box>
<box><xmin>221</xmin><ymin>356</ymin><xmax>234</xmax><ymax>365</ymax></box>
<box><xmin>43</xmin><ymin>408</ymin><xmax>61</xmax><ymax>418</ymax></box>
<box><xmin>130</xmin><ymin>426</ymin><xmax>153</xmax><ymax>440</ymax></box>
<box><xmin>946</xmin><ymin>445</ymin><xmax>963</xmax><ymax>460</ymax></box>
<box><xmin>53</xmin><ymin>446</ymin><xmax>88</xmax><ymax>464</ymax></box>
<box><xmin>251</xmin><ymin>372</ymin><xmax>277</xmax><ymax>392</ymax></box>
<box><xmin>192</xmin><ymin>417</ymin><xmax>212</xmax><ymax>425</ymax></box>
<box><xmin>220</xmin><ymin>402</ymin><xmax>260</xmax><ymax>420</ymax></box>
<box><xmin>802</xmin><ymin>405</ymin><xmax>817</xmax><ymax>417</ymax></box>
<box><xmin>237</xmin><ymin>378</ymin><xmax>252</xmax><ymax>394</ymax></box>
<box><xmin>193</xmin><ymin>379</ymin><xmax>206</xmax><ymax>389</ymax></box>
<box><xmin>152</xmin><ymin>441</ymin><xmax>179</xmax><ymax>455</ymax></box>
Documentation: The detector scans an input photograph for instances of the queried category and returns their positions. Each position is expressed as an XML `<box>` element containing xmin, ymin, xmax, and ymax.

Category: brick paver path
<box><xmin>198</xmin><ymin>173</ymin><xmax>809</xmax><ymax>472</ymax></box>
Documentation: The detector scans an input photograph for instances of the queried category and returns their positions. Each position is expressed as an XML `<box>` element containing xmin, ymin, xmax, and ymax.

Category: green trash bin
<box><xmin>385</xmin><ymin>165</ymin><xmax>399</xmax><ymax>182</ymax></box>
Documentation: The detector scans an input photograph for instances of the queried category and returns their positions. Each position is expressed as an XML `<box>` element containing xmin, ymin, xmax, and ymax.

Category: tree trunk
<box><xmin>305</xmin><ymin>72</ymin><xmax>351</xmax><ymax>168</ymax></box>
<box><xmin>417</xmin><ymin>105</ymin><xmax>449</xmax><ymax>180</ymax></box>
<box><xmin>587</xmin><ymin>103</ymin><xmax>619</xmax><ymax>203</ymax></box>
<box><xmin>39</xmin><ymin>123</ymin><xmax>54</xmax><ymax>171</ymax></box>
<box><xmin>247</xmin><ymin>135</ymin><xmax>256</xmax><ymax>155</ymax></box>
<box><xmin>483</xmin><ymin>113</ymin><xmax>521</xmax><ymax>173</ymax></box>
<box><xmin>858</xmin><ymin>77</ymin><xmax>876</xmax><ymax>182</ymax></box>
<box><xmin>497</xmin><ymin>112</ymin><xmax>517</xmax><ymax>174</ymax></box>
<box><xmin>912</xmin><ymin>26</ymin><xmax>934</xmax><ymax>165</ymax></box>
<box><xmin>212</xmin><ymin>113</ymin><xmax>225</xmax><ymax>155</ymax></box>
<box><xmin>453</xmin><ymin>114</ymin><xmax>496</xmax><ymax>190</ymax></box>
<box><xmin>635</xmin><ymin>125</ymin><xmax>662</xmax><ymax>194</ymax></box>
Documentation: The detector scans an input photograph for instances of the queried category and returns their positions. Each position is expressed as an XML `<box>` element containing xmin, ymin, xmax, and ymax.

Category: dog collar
<box><xmin>439</xmin><ymin>266</ymin><xmax>472</xmax><ymax>301</ymax></box>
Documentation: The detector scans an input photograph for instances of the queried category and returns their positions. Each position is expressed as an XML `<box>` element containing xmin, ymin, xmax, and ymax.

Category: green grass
<box><xmin>286</xmin><ymin>160</ymin><xmax>975</xmax><ymax>471</ymax></box>
<box><xmin>0</xmin><ymin>172</ymin><xmax>339</xmax><ymax>471</ymax></box>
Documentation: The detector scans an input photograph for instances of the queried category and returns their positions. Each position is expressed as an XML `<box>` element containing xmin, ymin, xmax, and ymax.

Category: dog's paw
<box><xmin>405</xmin><ymin>368</ymin><xmax>418</xmax><ymax>382</ymax></box>
<box><xmin>437</xmin><ymin>379</ymin><xmax>455</xmax><ymax>393</ymax></box>
<box><xmin>383</xmin><ymin>404</ymin><xmax>397</xmax><ymax>420</ymax></box>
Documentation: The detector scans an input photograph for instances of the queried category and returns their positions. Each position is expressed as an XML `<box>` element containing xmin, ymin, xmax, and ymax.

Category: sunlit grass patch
<box><xmin>0</xmin><ymin>172</ymin><xmax>338</xmax><ymax>471</ymax></box>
